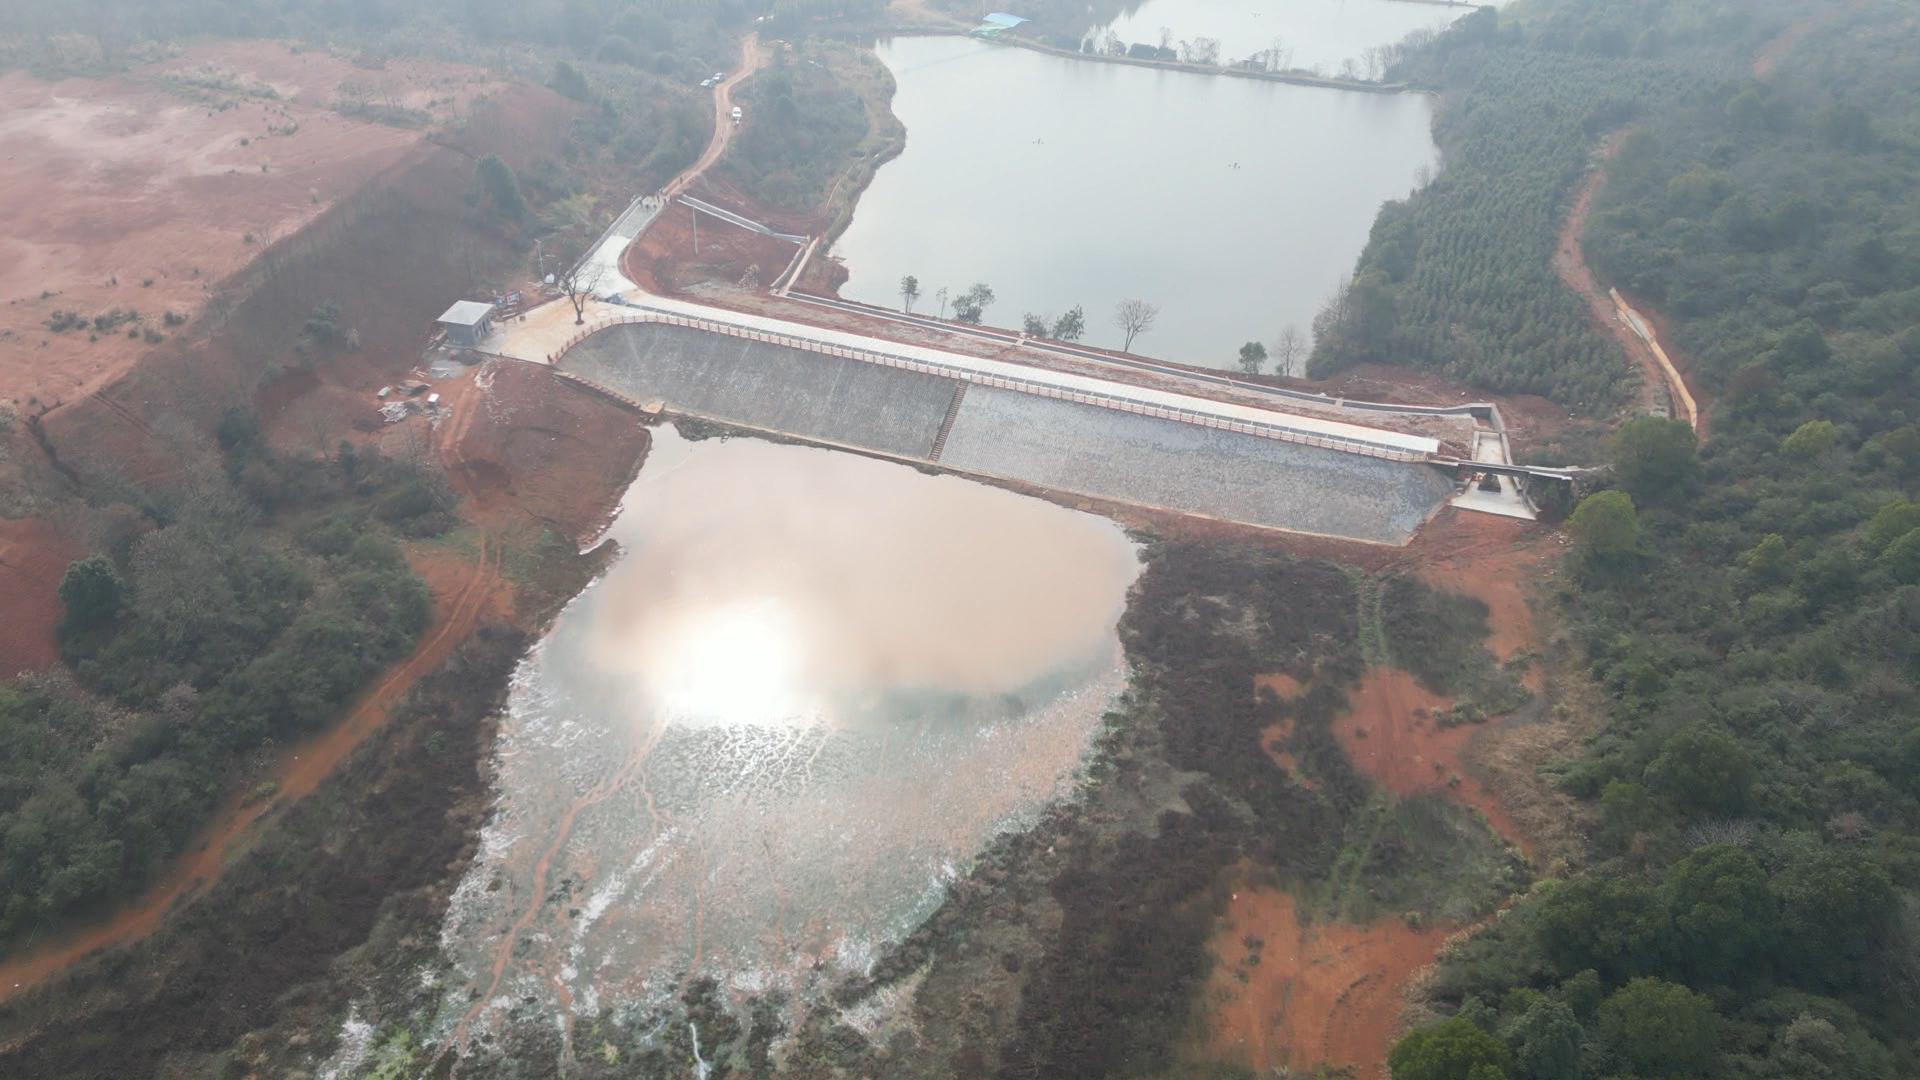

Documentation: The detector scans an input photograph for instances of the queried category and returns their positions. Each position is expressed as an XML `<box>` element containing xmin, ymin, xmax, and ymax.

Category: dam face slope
<box><xmin>939</xmin><ymin>387</ymin><xmax>1454</xmax><ymax>544</ymax></box>
<box><xmin>558</xmin><ymin>322</ymin><xmax>1454</xmax><ymax>543</ymax></box>
<box><xmin>565</xmin><ymin>322</ymin><xmax>959</xmax><ymax>458</ymax></box>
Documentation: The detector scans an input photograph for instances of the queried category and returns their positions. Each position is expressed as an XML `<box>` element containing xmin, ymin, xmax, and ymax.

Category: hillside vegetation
<box><xmin>1309</xmin><ymin>1</ymin><xmax>1806</xmax><ymax>412</ymax></box>
<box><xmin>1383</xmin><ymin>2</ymin><xmax>1920</xmax><ymax>1077</ymax></box>
<box><xmin>1</xmin><ymin>421</ymin><xmax>446</xmax><ymax>947</ymax></box>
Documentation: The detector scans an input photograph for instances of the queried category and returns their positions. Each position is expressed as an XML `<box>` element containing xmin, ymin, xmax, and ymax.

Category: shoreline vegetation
<box><xmin>889</xmin><ymin>27</ymin><xmax>1419</xmax><ymax>94</ymax></box>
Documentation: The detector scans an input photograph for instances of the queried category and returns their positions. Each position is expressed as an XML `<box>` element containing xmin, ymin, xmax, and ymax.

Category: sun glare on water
<box><xmin>654</xmin><ymin>600</ymin><xmax>807</xmax><ymax>726</ymax></box>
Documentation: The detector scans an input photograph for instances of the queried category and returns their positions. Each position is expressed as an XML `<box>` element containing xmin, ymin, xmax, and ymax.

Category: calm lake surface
<box><xmin>1096</xmin><ymin>0</ymin><xmax>1469</xmax><ymax>75</ymax></box>
<box><xmin>832</xmin><ymin>35</ymin><xmax>1437</xmax><ymax>370</ymax></box>
<box><xmin>437</xmin><ymin>430</ymin><xmax>1138</xmax><ymax>1042</ymax></box>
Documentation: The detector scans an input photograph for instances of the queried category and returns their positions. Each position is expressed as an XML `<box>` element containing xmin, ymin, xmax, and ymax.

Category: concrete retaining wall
<box><xmin>559</xmin><ymin>322</ymin><xmax>1455</xmax><ymax>544</ymax></box>
<box><xmin>563</xmin><ymin>322</ymin><xmax>958</xmax><ymax>459</ymax></box>
<box><xmin>940</xmin><ymin>388</ymin><xmax>1455</xmax><ymax>545</ymax></box>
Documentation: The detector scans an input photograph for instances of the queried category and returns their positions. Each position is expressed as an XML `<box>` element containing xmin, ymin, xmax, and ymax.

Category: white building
<box><xmin>436</xmin><ymin>300</ymin><xmax>495</xmax><ymax>349</ymax></box>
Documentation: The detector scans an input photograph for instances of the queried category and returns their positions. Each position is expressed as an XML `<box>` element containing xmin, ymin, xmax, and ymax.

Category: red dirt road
<box><xmin>0</xmin><ymin>518</ymin><xmax>82</xmax><ymax>681</ymax></box>
<box><xmin>0</xmin><ymin>539</ymin><xmax>509</xmax><ymax>1005</ymax></box>
<box><xmin>1552</xmin><ymin>133</ymin><xmax>1677</xmax><ymax>418</ymax></box>
<box><xmin>1555</xmin><ymin>2</ymin><xmax>1865</xmax><ymax>437</ymax></box>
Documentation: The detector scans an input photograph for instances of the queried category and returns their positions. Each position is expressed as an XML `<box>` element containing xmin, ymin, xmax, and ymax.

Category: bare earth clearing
<box><xmin>0</xmin><ymin>42</ymin><xmax>506</xmax><ymax>410</ymax></box>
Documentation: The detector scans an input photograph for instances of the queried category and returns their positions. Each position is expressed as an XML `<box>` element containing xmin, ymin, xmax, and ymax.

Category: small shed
<box><xmin>436</xmin><ymin>300</ymin><xmax>495</xmax><ymax>349</ymax></box>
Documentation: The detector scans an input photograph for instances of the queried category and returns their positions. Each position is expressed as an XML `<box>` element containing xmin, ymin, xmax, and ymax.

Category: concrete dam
<box><xmin>557</xmin><ymin>318</ymin><xmax>1456</xmax><ymax>544</ymax></box>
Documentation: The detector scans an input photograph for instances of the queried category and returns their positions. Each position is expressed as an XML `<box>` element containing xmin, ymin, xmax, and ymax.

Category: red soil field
<box><xmin>1202</xmin><ymin>881</ymin><xmax>1455</xmax><ymax>1079</ymax></box>
<box><xmin>1334</xmin><ymin>668</ymin><xmax>1528</xmax><ymax>859</ymax></box>
<box><xmin>1200</xmin><ymin>513</ymin><xmax>1552</xmax><ymax>1076</ymax></box>
<box><xmin>0</xmin><ymin>42</ymin><xmax>506</xmax><ymax>411</ymax></box>
<box><xmin>1413</xmin><ymin>513</ymin><xmax>1549</xmax><ymax>680</ymax></box>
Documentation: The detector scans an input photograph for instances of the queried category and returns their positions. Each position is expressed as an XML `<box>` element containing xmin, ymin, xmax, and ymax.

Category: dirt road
<box><xmin>1556</xmin><ymin>4</ymin><xmax>1866</xmax><ymax>438</ymax></box>
<box><xmin>664</xmin><ymin>33</ymin><xmax>768</xmax><ymax>200</ymax></box>
<box><xmin>1551</xmin><ymin>130</ymin><xmax>1701</xmax><ymax>432</ymax></box>
<box><xmin>0</xmin><ymin>519</ymin><xmax>82</xmax><ymax>682</ymax></box>
<box><xmin>0</xmin><ymin>539</ymin><xmax>508</xmax><ymax>1005</ymax></box>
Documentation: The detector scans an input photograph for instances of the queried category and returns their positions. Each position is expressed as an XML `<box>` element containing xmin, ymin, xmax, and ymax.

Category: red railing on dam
<box><xmin>547</xmin><ymin>311</ymin><xmax>1435</xmax><ymax>464</ymax></box>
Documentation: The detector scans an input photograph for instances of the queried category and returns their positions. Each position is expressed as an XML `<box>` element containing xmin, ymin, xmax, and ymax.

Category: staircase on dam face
<box><xmin>928</xmin><ymin>382</ymin><xmax>970</xmax><ymax>462</ymax></box>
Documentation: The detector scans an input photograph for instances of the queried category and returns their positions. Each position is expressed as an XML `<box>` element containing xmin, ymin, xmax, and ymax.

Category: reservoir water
<box><xmin>1095</xmin><ymin>0</ymin><xmax>1469</xmax><ymax>75</ymax></box>
<box><xmin>438</xmin><ymin>430</ymin><xmax>1139</xmax><ymax>1044</ymax></box>
<box><xmin>831</xmin><ymin>35</ymin><xmax>1437</xmax><ymax>370</ymax></box>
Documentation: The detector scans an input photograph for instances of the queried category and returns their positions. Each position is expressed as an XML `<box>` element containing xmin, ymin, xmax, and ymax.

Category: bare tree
<box><xmin>1182</xmin><ymin>37</ymin><xmax>1221</xmax><ymax>66</ymax></box>
<box><xmin>1316</xmin><ymin>275</ymin><xmax>1353</xmax><ymax>337</ymax></box>
<box><xmin>557</xmin><ymin>258</ymin><xmax>605</xmax><ymax>325</ymax></box>
<box><xmin>1112</xmin><ymin>299</ymin><xmax>1159</xmax><ymax>352</ymax></box>
<box><xmin>1273</xmin><ymin>324</ymin><xmax>1307</xmax><ymax>377</ymax></box>
<box><xmin>1158</xmin><ymin>27</ymin><xmax>1173</xmax><ymax>52</ymax></box>
<box><xmin>934</xmin><ymin>285</ymin><xmax>950</xmax><ymax>319</ymax></box>
<box><xmin>1266</xmin><ymin>36</ymin><xmax>1293</xmax><ymax>72</ymax></box>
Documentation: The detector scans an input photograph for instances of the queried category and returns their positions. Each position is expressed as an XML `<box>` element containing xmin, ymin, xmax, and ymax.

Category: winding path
<box><xmin>0</xmin><ymin>537</ymin><xmax>505</xmax><ymax>1005</ymax></box>
<box><xmin>1553</xmin><ymin>131</ymin><xmax>1701</xmax><ymax>434</ymax></box>
<box><xmin>665</xmin><ymin>33</ymin><xmax>767</xmax><ymax>200</ymax></box>
<box><xmin>1555</xmin><ymin>4</ymin><xmax>1867</xmax><ymax>439</ymax></box>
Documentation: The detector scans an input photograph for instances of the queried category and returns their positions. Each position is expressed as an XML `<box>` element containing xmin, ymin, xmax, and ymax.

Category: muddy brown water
<box><xmin>434</xmin><ymin>430</ymin><xmax>1139</xmax><ymax>1054</ymax></box>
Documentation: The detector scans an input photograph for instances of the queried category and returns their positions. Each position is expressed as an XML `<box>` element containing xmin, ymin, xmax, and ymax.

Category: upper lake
<box><xmin>1094</xmin><ymin>0</ymin><xmax>1470</xmax><ymax>76</ymax></box>
<box><xmin>831</xmin><ymin>35</ymin><xmax>1438</xmax><ymax>370</ymax></box>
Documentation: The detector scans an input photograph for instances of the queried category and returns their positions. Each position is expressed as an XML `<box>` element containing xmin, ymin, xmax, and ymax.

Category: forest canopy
<box><xmin>1382</xmin><ymin>1</ymin><xmax>1920</xmax><ymax>1076</ymax></box>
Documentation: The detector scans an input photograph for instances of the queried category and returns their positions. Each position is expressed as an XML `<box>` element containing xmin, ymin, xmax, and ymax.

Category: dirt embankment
<box><xmin>437</xmin><ymin>359</ymin><xmax>651</xmax><ymax>545</ymax></box>
<box><xmin>33</xmin><ymin>84</ymin><xmax>575</xmax><ymax>490</ymax></box>
<box><xmin>0</xmin><ymin>519</ymin><xmax>83</xmax><ymax>681</ymax></box>
<box><xmin>0</xmin><ymin>75</ymin><xmax>582</xmax><ymax>691</ymax></box>
<box><xmin>627</xmin><ymin>178</ymin><xmax>822</xmax><ymax>298</ymax></box>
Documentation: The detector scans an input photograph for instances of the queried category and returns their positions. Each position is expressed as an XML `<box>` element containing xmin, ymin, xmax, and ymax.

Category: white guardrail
<box><xmin>546</xmin><ymin>311</ymin><xmax>1435</xmax><ymax>463</ymax></box>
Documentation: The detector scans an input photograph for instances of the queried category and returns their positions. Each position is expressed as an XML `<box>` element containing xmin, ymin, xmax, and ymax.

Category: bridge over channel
<box><xmin>676</xmin><ymin>194</ymin><xmax>809</xmax><ymax>244</ymax></box>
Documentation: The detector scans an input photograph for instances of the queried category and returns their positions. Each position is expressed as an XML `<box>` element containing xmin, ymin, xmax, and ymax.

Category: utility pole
<box><xmin>692</xmin><ymin>205</ymin><xmax>699</xmax><ymax>256</ymax></box>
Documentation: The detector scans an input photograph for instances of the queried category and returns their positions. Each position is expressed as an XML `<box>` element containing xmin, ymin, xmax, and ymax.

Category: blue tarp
<box><xmin>978</xmin><ymin>12</ymin><xmax>1029</xmax><ymax>30</ymax></box>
